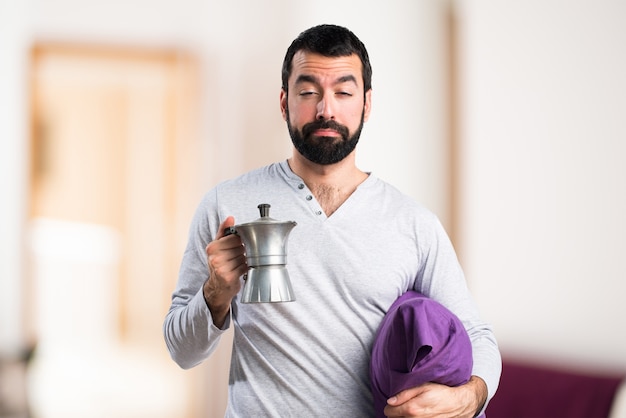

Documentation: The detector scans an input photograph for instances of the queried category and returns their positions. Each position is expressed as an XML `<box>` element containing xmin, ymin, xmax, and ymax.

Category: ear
<box><xmin>280</xmin><ymin>89</ymin><xmax>288</xmax><ymax>121</ymax></box>
<box><xmin>363</xmin><ymin>89</ymin><xmax>372</xmax><ymax>122</ymax></box>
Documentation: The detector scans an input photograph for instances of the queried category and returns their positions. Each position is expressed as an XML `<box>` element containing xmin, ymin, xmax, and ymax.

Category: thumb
<box><xmin>216</xmin><ymin>216</ymin><xmax>236</xmax><ymax>239</ymax></box>
<box><xmin>387</xmin><ymin>385</ymin><xmax>425</xmax><ymax>406</ymax></box>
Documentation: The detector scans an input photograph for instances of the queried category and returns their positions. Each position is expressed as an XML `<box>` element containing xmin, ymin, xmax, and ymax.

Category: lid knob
<box><xmin>258</xmin><ymin>203</ymin><xmax>271</xmax><ymax>218</ymax></box>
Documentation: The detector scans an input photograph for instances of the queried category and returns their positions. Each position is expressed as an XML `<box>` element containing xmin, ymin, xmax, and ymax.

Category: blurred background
<box><xmin>1</xmin><ymin>0</ymin><xmax>625</xmax><ymax>417</ymax></box>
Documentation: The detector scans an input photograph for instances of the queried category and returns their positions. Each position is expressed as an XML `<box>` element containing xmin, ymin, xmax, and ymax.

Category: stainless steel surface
<box><xmin>240</xmin><ymin>266</ymin><xmax>295</xmax><ymax>303</ymax></box>
<box><xmin>231</xmin><ymin>204</ymin><xmax>297</xmax><ymax>303</ymax></box>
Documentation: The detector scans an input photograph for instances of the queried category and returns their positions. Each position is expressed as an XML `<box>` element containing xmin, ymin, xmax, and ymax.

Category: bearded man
<box><xmin>164</xmin><ymin>24</ymin><xmax>501</xmax><ymax>418</ymax></box>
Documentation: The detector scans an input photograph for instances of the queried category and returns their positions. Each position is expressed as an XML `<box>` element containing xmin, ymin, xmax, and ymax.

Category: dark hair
<box><xmin>281</xmin><ymin>24</ymin><xmax>372</xmax><ymax>93</ymax></box>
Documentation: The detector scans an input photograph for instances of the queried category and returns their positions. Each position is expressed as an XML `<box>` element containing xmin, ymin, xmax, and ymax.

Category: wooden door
<box><xmin>28</xmin><ymin>43</ymin><xmax>204</xmax><ymax>418</ymax></box>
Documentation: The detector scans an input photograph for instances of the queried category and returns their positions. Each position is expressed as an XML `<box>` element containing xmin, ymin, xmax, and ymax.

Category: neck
<box><xmin>287</xmin><ymin>152</ymin><xmax>368</xmax><ymax>216</ymax></box>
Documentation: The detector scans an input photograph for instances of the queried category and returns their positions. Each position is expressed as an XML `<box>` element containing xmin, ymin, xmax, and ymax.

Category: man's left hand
<box><xmin>383</xmin><ymin>375</ymin><xmax>487</xmax><ymax>418</ymax></box>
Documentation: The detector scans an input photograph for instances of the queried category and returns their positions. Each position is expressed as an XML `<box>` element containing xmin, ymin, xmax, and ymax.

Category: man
<box><xmin>164</xmin><ymin>24</ymin><xmax>501</xmax><ymax>417</ymax></box>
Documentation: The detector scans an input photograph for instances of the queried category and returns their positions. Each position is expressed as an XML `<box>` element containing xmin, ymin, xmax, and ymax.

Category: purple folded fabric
<box><xmin>370</xmin><ymin>291</ymin><xmax>473</xmax><ymax>417</ymax></box>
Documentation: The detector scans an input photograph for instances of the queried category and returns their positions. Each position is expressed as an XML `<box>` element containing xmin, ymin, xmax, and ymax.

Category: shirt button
<box><xmin>316</xmin><ymin>211</ymin><xmax>323</xmax><ymax>215</ymax></box>
<box><xmin>306</xmin><ymin>195</ymin><xmax>313</xmax><ymax>201</ymax></box>
<box><xmin>298</xmin><ymin>183</ymin><xmax>305</xmax><ymax>189</ymax></box>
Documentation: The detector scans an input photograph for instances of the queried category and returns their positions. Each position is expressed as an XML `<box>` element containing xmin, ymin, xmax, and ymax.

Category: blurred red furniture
<box><xmin>487</xmin><ymin>359</ymin><xmax>625</xmax><ymax>418</ymax></box>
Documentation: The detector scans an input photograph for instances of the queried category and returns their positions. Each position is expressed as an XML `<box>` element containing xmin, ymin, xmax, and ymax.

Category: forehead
<box><xmin>289</xmin><ymin>51</ymin><xmax>363</xmax><ymax>86</ymax></box>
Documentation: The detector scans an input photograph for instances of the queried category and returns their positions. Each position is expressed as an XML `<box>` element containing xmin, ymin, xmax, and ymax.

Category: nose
<box><xmin>316</xmin><ymin>94</ymin><xmax>335</xmax><ymax>120</ymax></box>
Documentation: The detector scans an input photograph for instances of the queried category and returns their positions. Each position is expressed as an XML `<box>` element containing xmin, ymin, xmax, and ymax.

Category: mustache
<box><xmin>302</xmin><ymin>119</ymin><xmax>350</xmax><ymax>138</ymax></box>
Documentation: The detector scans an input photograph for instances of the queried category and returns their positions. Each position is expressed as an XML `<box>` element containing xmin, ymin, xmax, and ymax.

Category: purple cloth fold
<box><xmin>370</xmin><ymin>291</ymin><xmax>473</xmax><ymax>417</ymax></box>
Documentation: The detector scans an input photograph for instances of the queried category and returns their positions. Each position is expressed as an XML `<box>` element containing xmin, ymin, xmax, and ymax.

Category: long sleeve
<box><xmin>163</xmin><ymin>191</ymin><xmax>230</xmax><ymax>369</ymax></box>
<box><xmin>413</xmin><ymin>216</ymin><xmax>502</xmax><ymax>409</ymax></box>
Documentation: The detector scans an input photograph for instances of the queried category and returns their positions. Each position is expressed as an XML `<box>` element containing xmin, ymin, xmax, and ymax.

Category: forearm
<box><xmin>467</xmin><ymin>375</ymin><xmax>488</xmax><ymax>417</ymax></box>
<box><xmin>416</xmin><ymin>216</ymin><xmax>502</xmax><ymax>407</ymax></box>
<box><xmin>469</xmin><ymin>328</ymin><xmax>502</xmax><ymax>412</ymax></box>
<box><xmin>163</xmin><ymin>190</ymin><xmax>237</xmax><ymax>368</ymax></box>
<box><xmin>203</xmin><ymin>274</ymin><xmax>236</xmax><ymax>329</ymax></box>
<box><xmin>423</xmin><ymin>291</ymin><xmax>502</xmax><ymax>408</ymax></box>
<box><xmin>163</xmin><ymin>288</ymin><xmax>229</xmax><ymax>369</ymax></box>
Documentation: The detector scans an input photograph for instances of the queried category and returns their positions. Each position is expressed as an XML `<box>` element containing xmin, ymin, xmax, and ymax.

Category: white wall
<box><xmin>456</xmin><ymin>0</ymin><xmax>626</xmax><ymax>370</ymax></box>
<box><xmin>0</xmin><ymin>0</ymin><xmax>30</xmax><ymax>355</ymax></box>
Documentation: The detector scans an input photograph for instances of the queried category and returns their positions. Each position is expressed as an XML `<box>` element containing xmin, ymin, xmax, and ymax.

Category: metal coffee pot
<box><xmin>226</xmin><ymin>203</ymin><xmax>297</xmax><ymax>303</ymax></box>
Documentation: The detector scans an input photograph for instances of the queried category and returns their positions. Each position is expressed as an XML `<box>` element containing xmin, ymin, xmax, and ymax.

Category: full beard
<box><xmin>286</xmin><ymin>107</ymin><xmax>365</xmax><ymax>165</ymax></box>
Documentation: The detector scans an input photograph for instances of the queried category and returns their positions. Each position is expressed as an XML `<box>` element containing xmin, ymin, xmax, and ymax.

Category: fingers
<box><xmin>216</xmin><ymin>216</ymin><xmax>236</xmax><ymax>239</ymax></box>
<box><xmin>207</xmin><ymin>217</ymin><xmax>247</xmax><ymax>278</ymax></box>
<box><xmin>203</xmin><ymin>217</ymin><xmax>247</xmax><ymax>317</ymax></box>
<box><xmin>385</xmin><ymin>383</ymin><xmax>470</xmax><ymax>418</ymax></box>
<box><xmin>387</xmin><ymin>385</ymin><xmax>427</xmax><ymax>406</ymax></box>
<box><xmin>384</xmin><ymin>384</ymin><xmax>436</xmax><ymax>417</ymax></box>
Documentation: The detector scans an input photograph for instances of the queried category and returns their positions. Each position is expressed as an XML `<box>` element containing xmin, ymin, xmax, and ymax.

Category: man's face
<box><xmin>280</xmin><ymin>51</ymin><xmax>372</xmax><ymax>165</ymax></box>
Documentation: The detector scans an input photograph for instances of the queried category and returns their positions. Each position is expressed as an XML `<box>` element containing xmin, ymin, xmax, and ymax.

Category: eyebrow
<box><xmin>294</xmin><ymin>74</ymin><xmax>358</xmax><ymax>86</ymax></box>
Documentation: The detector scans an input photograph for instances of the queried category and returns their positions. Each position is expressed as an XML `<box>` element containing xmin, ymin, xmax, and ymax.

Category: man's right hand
<box><xmin>203</xmin><ymin>216</ymin><xmax>248</xmax><ymax>328</ymax></box>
